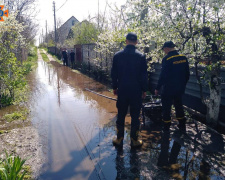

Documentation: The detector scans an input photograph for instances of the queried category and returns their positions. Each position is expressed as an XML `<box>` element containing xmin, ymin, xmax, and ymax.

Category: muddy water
<box><xmin>29</xmin><ymin>53</ymin><xmax>119</xmax><ymax>179</ymax></box>
<box><xmin>28</xmin><ymin>51</ymin><xmax>225</xmax><ymax>180</ymax></box>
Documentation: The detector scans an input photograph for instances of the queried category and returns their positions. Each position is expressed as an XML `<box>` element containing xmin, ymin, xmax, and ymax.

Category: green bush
<box><xmin>0</xmin><ymin>94</ymin><xmax>13</xmax><ymax>106</ymax></box>
<box><xmin>0</xmin><ymin>14</ymin><xmax>37</xmax><ymax>110</ymax></box>
<box><xmin>22</xmin><ymin>63</ymin><xmax>32</xmax><ymax>75</ymax></box>
<box><xmin>28</xmin><ymin>46</ymin><xmax>36</xmax><ymax>57</ymax></box>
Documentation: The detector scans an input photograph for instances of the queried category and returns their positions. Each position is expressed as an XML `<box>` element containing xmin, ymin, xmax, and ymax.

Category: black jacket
<box><xmin>111</xmin><ymin>45</ymin><xmax>148</xmax><ymax>95</ymax></box>
<box><xmin>156</xmin><ymin>50</ymin><xmax>190</xmax><ymax>95</ymax></box>
<box><xmin>62</xmin><ymin>51</ymin><xmax>68</xmax><ymax>59</ymax></box>
<box><xmin>70</xmin><ymin>52</ymin><xmax>75</xmax><ymax>61</ymax></box>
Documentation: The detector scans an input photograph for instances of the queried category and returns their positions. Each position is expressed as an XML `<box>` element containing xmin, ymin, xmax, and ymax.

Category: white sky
<box><xmin>36</xmin><ymin>0</ymin><xmax>126</xmax><ymax>44</ymax></box>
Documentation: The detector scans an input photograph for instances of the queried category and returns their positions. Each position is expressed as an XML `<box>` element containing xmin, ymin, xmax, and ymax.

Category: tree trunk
<box><xmin>205</xmin><ymin>72</ymin><xmax>221</xmax><ymax>127</ymax></box>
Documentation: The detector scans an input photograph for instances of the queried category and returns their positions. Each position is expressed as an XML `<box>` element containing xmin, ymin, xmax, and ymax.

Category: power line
<box><xmin>56</xmin><ymin>0</ymin><xmax>69</xmax><ymax>12</ymax></box>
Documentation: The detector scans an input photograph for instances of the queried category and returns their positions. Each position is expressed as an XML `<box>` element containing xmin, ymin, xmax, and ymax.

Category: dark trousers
<box><xmin>63</xmin><ymin>57</ymin><xmax>68</xmax><ymax>66</ymax></box>
<box><xmin>157</xmin><ymin>134</ymin><xmax>181</xmax><ymax>167</ymax></box>
<box><xmin>161</xmin><ymin>94</ymin><xmax>185</xmax><ymax>123</ymax></box>
<box><xmin>116</xmin><ymin>93</ymin><xmax>142</xmax><ymax>140</ymax></box>
<box><xmin>71</xmin><ymin>60</ymin><xmax>75</xmax><ymax>69</ymax></box>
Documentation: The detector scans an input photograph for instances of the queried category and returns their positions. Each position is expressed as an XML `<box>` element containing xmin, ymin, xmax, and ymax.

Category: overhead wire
<box><xmin>56</xmin><ymin>0</ymin><xmax>69</xmax><ymax>12</ymax></box>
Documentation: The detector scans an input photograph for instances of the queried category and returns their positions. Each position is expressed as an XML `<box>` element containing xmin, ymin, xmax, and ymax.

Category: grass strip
<box><xmin>40</xmin><ymin>52</ymin><xmax>49</xmax><ymax>62</ymax></box>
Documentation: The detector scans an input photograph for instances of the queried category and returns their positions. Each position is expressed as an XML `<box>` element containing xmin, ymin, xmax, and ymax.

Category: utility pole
<box><xmin>46</xmin><ymin>20</ymin><xmax>48</xmax><ymax>44</ymax></box>
<box><xmin>53</xmin><ymin>1</ymin><xmax>57</xmax><ymax>54</ymax></box>
<box><xmin>42</xmin><ymin>28</ymin><xmax>43</xmax><ymax>44</ymax></box>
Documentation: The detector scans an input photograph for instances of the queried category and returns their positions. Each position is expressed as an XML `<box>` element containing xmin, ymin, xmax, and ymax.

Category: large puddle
<box><xmin>26</xmin><ymin>51</ymin><xmax>225</xmax><ymax>179</ymax></box>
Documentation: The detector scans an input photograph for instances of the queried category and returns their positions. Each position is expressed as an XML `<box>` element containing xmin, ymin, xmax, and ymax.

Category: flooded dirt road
<box><xmin>31</xmin><ymin>50</ymin><xmax>119</xmax><ymax>180</ymax></box>
<box><xmin>29</xmin><ymin>50</ymin><xmax>225</xmax><ymax>180</ymax></box>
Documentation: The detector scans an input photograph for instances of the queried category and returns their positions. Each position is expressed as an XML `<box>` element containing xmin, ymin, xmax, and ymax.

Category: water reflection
<box><xmin>30</xmin><ymin>58</ymin><xmax>121</xmax><ymax>179</ymax></box>
<box><xmin>115</xmin><ymin>147</ymin><xmax>141</xmax><ymax>180</ymax></box>
<box><xmin>157</xmin><ymin>132</ymin><xmax>182</xmax><ymax>179</ymax></box>
<box><xmin>199</xmin><ymin>159</ymin><xmax>210</xmax><ymax>180</ymax></box>
<box><xmin>156</xmin><ymin>129</ymin><xmax>225</xmax><ymax>180</ymax></box>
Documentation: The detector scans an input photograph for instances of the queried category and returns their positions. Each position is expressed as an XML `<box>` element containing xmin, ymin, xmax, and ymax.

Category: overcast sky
<box><xmin>36</xmin><ymin>0</ymin><xmax>126</xmax><ymax>44</ymax></box>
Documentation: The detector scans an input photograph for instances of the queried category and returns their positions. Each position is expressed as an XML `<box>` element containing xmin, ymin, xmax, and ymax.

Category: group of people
<box><xmin>111</xmin><ymin>32</ymin><xmax>190</xmax><ymax>148</ymax></box>
<box><xmin>61</xmin><ymin>49</ymin><xmax>75</xmax><ymax>69</ymax></box>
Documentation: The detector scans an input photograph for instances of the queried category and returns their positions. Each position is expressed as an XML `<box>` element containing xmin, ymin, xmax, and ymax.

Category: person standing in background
<box><xmin>62</xmin><ymin>48</ymin><xmax>68</xmax><ymax>66</ymax></box>
<box><xmin>70</xmin><ymin>50</ymin><xmax>75</xmax><ymax>69</ymax></box>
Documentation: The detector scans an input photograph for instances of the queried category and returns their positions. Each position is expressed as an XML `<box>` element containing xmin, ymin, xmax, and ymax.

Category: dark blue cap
<box><xmin>162</xmin><ymin>41</ymin><xmax>176</xmax><ymax>49</ymax></box>
<box><xmin>126</xmin><ymin>32</ymin><xmax>137</xmax><ymax>41</ymax></box>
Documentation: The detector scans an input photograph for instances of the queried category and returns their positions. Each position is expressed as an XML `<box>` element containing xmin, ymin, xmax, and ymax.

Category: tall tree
<box><xmin>5</xmin><ymin>0</ymin><xmax>38</xmax><ymax>61</ymax></box>
<box><xmin>65</xmin><ymin>20</ymin><xmax>99</xmax><ymax>46</ymax></box>
<box><xmin>0</xmin><ymin>14</ymin><xmax>26</xmax><ymax>106</ymax></box>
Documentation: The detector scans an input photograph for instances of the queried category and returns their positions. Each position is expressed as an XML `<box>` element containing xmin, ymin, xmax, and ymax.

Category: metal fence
<box><xmin>80</xmin><ymin>44</ymin><xmax>119</xmax><ymax>77</ymax></box>
<box><xmin>149</xmin><ymin>63</ymin><xmax>225</xmax><ymax>122</ymax></box>
<box><xmin>48</xmin><ymin>46</ymin><xmax>61</xmax><ymax>57</ymax></box>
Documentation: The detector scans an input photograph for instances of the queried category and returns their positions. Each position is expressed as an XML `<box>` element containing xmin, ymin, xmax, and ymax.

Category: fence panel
<box><xmin>149</xmin><ymin>63</ymin><xmax>225</xmax><ymax>121</ymax></box>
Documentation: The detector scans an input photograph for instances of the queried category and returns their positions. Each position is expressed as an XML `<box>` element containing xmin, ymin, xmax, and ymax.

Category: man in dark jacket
<box><xmin>155</xmin><ymin>41</ymin><xmax>190</xmax><ymax>132</ymax></box>
<box><xmin>62</xmin><ymin>49</ymin><xmax>68</xmax><ymax>66</ymax></box>
<box><xmin>111</xmin><ymin>32</ymin><xmax>148</xmax><ymax>147</ymax></box>
<box><xmin>70</xmin><ymin>50</ymin><xmax>75</xmax><ymax>69</ymax></box>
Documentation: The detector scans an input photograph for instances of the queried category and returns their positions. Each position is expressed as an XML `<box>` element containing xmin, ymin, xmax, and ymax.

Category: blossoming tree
<box><xmin>146</xmin><ymin>0</ymin><xmax>225</xmax><ymax>127</ymax></box>
<box><xmin>0</xmin><ymin>14</ymin><xmax>25</xmax><ymax>106</ymax></box>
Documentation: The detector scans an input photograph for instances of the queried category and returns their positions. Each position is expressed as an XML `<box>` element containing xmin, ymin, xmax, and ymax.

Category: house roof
<box><xmin>57</xmin><ymin>16</ymin><xmax>79</xmax><ymax>45</ymax></box>
<box><xmin>59</xmin><ymin>16</ymin><xmax>79</xmax><ymax>30</ymax></box>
